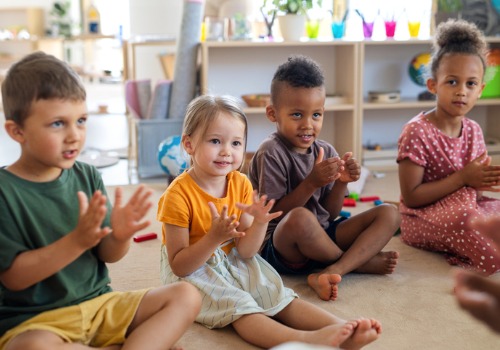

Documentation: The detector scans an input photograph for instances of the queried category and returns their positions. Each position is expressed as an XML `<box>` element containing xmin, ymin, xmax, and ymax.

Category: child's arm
<box><xmin>97</xmin><ymin>185</ymin><xmax>152</xmax><ymax>262</ymax></box>
<box><xmin>272</xmin><ymin>147</ymin><xmax>344</xmax><ymax>217</ymax></box>
<box><xmin>235</xmin><ymin>192</ymin><xmax>282</xmax><ymax>258</ymax></box>
<box><xmin>400</xmin><ymin>152</ymin><xmax>500</xmax><ymax>208</ymax></box>
<box><xmin>323</xmin><ymin>152</ymin><xmax>360</xmax><ymax>217</ymax></box>
<box><xmin>166</xmin><ymin>203</ymin><xmax>245</xmax><ymax>277</ymax></box>
<box><xmin>0</xmin><ymin>191</ymin><xmax>110</xmax><ymax>291</ymax></box>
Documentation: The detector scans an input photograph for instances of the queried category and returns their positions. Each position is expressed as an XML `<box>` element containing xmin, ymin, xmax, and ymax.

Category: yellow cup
<box><xmin>408</xmin><ymin>21</ymin><xmax>420</xmax><ymax>38</ymax></box>
<box><xmin>200</xmin><ymin>22</ymin><xmax>206</xmax><ymax>41</ymax></box>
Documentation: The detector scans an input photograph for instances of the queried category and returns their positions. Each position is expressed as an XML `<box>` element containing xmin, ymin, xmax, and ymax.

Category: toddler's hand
<box><xmin>110</xmin><ymin>185</ymin><xmax>152</xmax><ymax>241</ymax></box>
<box><xmin>236</xmin><ymin>191</ymin><xmax>282</xmax><ymax>224</ymax></box>
<box><xmin>72</xmin><ymin>190</ymin><xmax>111</xmax><ymax>249</ymax></box>
<box><xmin>338</xmin><ymin>152</ymin><xmax>361</xmax><ymax>183</ymax></box>
<box><xmin>208</xmin><ymin>202</ymin><xmax>245</xmax><ymax>243</ymax></box>
<box><xmin>308</xmin><ymin>147</ymin><xmax>345</xmax><ymax>188</ymax></box>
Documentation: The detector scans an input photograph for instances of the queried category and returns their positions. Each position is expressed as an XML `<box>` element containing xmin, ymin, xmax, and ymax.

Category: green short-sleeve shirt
<box><xmin>0</xmin><ymin>161</ymin><xmax>113</xmax><ymax>335</ymax></box>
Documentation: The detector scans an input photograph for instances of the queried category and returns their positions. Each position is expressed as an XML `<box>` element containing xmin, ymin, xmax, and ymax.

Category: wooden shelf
<box><xmin>359</xmin><ymin>37</ymin><xmax>500</xmax><ymax>170</ymax></box>
<box><xmin>201</xmin><ymin>40</ymin><xmax>359</xmax><ymax>154</ymax></box>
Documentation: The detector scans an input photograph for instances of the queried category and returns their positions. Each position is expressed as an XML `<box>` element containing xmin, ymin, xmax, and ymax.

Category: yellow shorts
<box><xmin>0</xmin><ymin>289</ymin><xmax>149</xmax><ymax>349</ymax></box>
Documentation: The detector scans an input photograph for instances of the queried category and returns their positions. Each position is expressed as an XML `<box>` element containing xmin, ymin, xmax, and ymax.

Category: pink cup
<box><xmin>385</xmin><ymin>20</ymin><xmax>396</xmax><ymax>38</ymax></box>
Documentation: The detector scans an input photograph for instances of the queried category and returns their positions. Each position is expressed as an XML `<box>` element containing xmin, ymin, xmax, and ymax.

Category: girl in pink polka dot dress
<box><xmin>397</xmin><ymin>19</ymin><xmax>500</xmax><ymax>275</ymax></box>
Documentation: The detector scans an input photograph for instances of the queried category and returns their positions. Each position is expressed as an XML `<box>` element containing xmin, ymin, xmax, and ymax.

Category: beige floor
<box><xmin>107</xmin><ymin>175</ymin><xmax>500</xmax><ymax>350</ymax></box>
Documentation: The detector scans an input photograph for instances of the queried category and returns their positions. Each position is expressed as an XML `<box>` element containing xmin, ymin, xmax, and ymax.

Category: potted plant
<box><xmin>50</xmin><ymin>1</ymin><xmax>73</xmax><ymax>37</ymax></box>
<box><xmin>435</xmin><ymin>0</ymin><xmax>463</xmax><ymax>28</ymax></box>
<box><xmin>263</xmin><ymin>0</ymin><xmax>323</xmax><ymax>40</ymax></box>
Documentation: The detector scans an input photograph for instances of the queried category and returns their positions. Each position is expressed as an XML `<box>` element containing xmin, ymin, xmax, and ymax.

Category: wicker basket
<box><xmin>241</xmin><ymin>94</ymin><xmax>271</xmax><ymax>108</ymax></box>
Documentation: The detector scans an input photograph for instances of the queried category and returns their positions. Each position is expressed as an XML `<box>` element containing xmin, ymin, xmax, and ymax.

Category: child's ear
<box><xmin>479</xmin><ymin>82</ymin><xmax>486</xmax><ymax>97</ymax></box>
<box><xmin>266</xmin><ymin>105</ymin><xmax>277</xmax><ymax>122</ymax></box>
<box><xmin>4</xmin><ymin>120</ymin><xmax>25</xmax><ymax>143</ymax></box>
<box><xmin>182</xmin><ymin>135</ymin><xmax>194</xmax><ymax>154</ymax></box>
<box><xmin>426</xmin><ymin>78</ymin><xmax>436</xmax><ymax>94</ymax></box>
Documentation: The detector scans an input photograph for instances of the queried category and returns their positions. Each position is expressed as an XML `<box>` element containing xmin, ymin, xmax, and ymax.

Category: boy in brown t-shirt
<box><xmin>249</xmin><ymin>55</ymin><xmax>401</xmax><ymax>301</ymax></box>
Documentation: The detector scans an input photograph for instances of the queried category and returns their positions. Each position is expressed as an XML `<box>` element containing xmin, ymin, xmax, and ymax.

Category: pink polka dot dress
<box><xmin>397</xmin><ymin>113</ymin><xmax>500</xmax><ymax>274</ymax></box>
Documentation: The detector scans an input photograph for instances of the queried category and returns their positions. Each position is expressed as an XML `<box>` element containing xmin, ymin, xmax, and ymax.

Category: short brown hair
<box><xmin>2</xmin><ymin>51</ymin><xmax>86</xmax><ymax>125</ymax></box>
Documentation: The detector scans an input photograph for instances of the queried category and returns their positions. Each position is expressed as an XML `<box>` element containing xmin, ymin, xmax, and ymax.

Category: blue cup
<box><xmin>332</xmin><ymin>21</ymin><xmax>345</xmax><ymax>39</ymax></box>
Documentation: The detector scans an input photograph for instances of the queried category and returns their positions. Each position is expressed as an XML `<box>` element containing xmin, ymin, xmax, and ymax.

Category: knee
<box><xmin>377</xmin><ymin>203</ymin><xmax>401</xmax><ymax>229</ymax></box>
<box><xmin>171</xmin><ymin>282</ymin><xmax>202</xmax><ymax>314</ymax></box>
<box><xmin>279</xmin><ymin>207</ymin><xmax>318</xmax><ymax>238</ymax></box>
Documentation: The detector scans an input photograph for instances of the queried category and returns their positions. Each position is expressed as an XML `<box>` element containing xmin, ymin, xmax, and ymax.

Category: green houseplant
<box><xmin>437</xmin><ymin>0</ymin><xmax>463</xmax><ymax>12</ymax></box>
<box><xmin>263</xmin><ymin>0</ymin><xmax>323</xmax><ymax>40</ymax></box>
<box><xmin>50</xmin><ymin>1</ymin><xmax>73</xmax><ymax>37</ymax></box>
<box><xmin>266</xmin><ymin>0</ymin><xmax>323</xmax><ymax>15</ymax></box>
<box><xmin>435</xmin><ymin>0</ymin><xmax>463</xmax><ymax>29</ymax></box>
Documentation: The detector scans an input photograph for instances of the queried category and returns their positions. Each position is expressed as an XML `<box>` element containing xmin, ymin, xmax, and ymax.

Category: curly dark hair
<box><xmin>430</xmin><ymin>19</ymin><xmax>488</xmax><ymax>78</ymax></box>
<box><xmin>270</xmin><ymin>55</ymin><xmax>324</xmax><ymax>105</ymax></box>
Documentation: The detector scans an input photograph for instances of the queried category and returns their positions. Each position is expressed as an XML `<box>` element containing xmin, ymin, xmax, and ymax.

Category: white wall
<box><xmin>129</xmin><ymin>0</ymin><xmax>182</xmax><ymax>37</ymax></box>
<box><xmin>128</xmin><ymin>0</ymin><xmax>183</xmax><ymax>80</ymax></box>
<box><xmin>0</xmin><ymin>0</ymin><xmax>52</xmax><ymax>8</ymax></box>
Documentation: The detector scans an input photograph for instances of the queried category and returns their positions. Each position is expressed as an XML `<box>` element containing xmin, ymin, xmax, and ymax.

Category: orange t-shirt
<box><xmin>157</xmin><ymin>170</ymin><xmax>253</xmax><ymax>254</ymax></box>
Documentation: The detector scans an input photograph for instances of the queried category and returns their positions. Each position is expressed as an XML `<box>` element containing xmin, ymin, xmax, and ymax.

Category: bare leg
<box><xmin>232</xmin><ymin>299</ymin><xmax>381</xmax><ymax>349</ymax></box>
<box><xmin>273</xmin><ymin>208</ymin><xmax>344</xmax><ymax>300</ymax></box>
<box><xmin>5</xmin><ymin>284</ymin><xmax>199</xmax><ymax>350</ymax></box>
<box><xmin>123</xmin><ymin>282</ymin><xmax>201</xmax><ymax>350</ymax></box>
<box><xmin>454</xmin><ymin>269</ymin><xmax>500</xmax><ymax>333</ymax></box>
<box><xmin>273</xmin><ymin>207</ymin><xmax>344</xmax><ymax>264</ymax></box>
<box><xmin>232</xmin><ymin>313</ymin><xmax>355</xmax><ymax>349</ymax></box>
<box><xmin>307</xmin><ymin>205</ymin><xmax>399</xmax><ymax>300</ymax></box>
<box><xmin>355</xmin><ymin>251</ymin><xmax>399</xmax><ymax>274</ymax></box>
<box><xmin>276</xmin><ymin>299</ymin><xmax>382</xmax><ymax>349</ymax></box>
<box><xmin>6</xmin><ymin>330</ymin><xmax>122</xmax><ymax>350</ymax></box>
<box><xmin>322</xmin><ymin>204</ymin><xmax>400</xmax><ymax>276</ymax></box>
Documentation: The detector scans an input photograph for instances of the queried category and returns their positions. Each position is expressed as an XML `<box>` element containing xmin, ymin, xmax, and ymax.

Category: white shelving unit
<box><xmin>0</xmin><ymin>7</ymin><xmax>45</xmax><ymax>71</ymax></box>
<box><xmin>200</xmin><ymin>40</ymin><xmax>360</xmax><ymax>155</ymax></box>
<box><xmin>199</xmin><ymin>37</ymin><xmax>500</xmax><ymax>170</ymax></box>
<box><xmin>360</xmin><ymin>38</ymin><xmax>500</xmax><ymax>170</ymax></box>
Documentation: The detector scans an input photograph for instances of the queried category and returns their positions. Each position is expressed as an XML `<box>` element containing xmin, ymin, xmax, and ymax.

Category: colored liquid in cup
<box><xmin>332</xmin><ymin>21</ymin><xmax>345</xmax><ymax>39</ymax></box>
<box><xmin>384</xmin><ymin>21</ymin><xmax>396</xmax><ymax>38</ymax></box>
<box><xmin>408</xmin><ymin>21</ymin><xmax>421</xmax><ymax>38</ymax></box>
<box><xmin>363</xmin><ymin>21</ymin><xmax>374</xmax><ymax>38</ymax></box>
<box><xmin>306</xmin><ymin>20</ymin><xmax>320</xmax><ymax>39</ymax></box>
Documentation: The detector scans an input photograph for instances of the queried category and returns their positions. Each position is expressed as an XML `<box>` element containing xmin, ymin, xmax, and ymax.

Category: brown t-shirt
<box><xmin>248</xmin><ymin>132</ymin><xmax>339</xmax><ymax>246</ymax></box>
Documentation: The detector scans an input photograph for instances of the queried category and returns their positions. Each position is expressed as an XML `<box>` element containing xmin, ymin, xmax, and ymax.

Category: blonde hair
<box><xmin>431</xmin><ymin>19</ymin><xmax>488</xmax><ymax>79</ymax></box>
<box><xmin>182</xmin><ymin>94</ymin><xmax>248</xmax><ymax>169</ymax></box>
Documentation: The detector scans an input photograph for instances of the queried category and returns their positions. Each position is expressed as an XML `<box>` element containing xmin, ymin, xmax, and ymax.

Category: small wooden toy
<box><xmin>133</xmin><ymin>232</ymin><xmax>158</xmax><ymax>242</ymax></box>
<box><xmin>343</xmin><ymin>198</ymin><xmax>356</xmax><ymax>207</ymax></box>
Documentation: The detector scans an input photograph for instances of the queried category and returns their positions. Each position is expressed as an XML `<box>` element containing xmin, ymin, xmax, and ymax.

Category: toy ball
<box><xmin>408</xmin><ymin>52</ymin><xmax>431</xmax><ymax>87</ymax></box>
<box><xmin>157</xmin><ymin>135</ymin><xmax>188</xmax><ymax>177</ymax></box>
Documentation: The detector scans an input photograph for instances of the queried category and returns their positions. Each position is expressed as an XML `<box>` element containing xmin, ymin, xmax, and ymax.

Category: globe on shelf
<box><xmin>408</xmin><ymin>52</ymin><xmax>435</xmax><ymax>101</ymax></box>
<box><xmin>158</xmin><ymin>135</ymin><xmax>188</xmax><ymax>177</ymax></box>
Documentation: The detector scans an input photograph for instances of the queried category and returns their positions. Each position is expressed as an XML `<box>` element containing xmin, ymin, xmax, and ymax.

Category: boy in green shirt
<box><xmin>0</xmin><ymin>52</ymin><xmax>201</xmax><ymax>349</ymax></box>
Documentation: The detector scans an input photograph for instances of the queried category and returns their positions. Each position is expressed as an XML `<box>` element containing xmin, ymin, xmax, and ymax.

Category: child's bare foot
<box><xmin>340</xmin><ymin>318</ymin><xmax>382</xmax><ymax>350</ymax></box>
<box><xmin>354</xmin><ymin>251</ymin><xmax>399</xmax><ymax>274</ymax></box>
<box><xmin>307</xmin><ymin>273</ymin><xmax>342</xmax><ymax>301</ymax></box>
<box><xmin>302</xmin><ymin>321</ymin><xmax>356</xmax><ymax>347</ymax></box>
